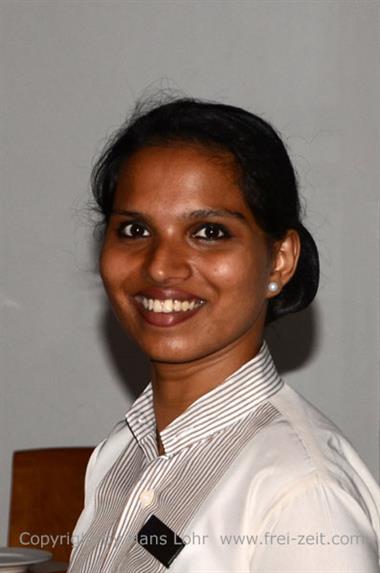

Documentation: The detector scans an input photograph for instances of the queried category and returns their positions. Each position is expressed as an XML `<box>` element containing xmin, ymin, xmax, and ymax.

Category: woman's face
<box><xmin>100</xmin><ymin>144</ymin><xmax>277</xmax><ymax>364</ymax></box>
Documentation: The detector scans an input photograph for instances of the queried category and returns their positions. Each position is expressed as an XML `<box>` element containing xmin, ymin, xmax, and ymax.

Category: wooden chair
<box><xmin>8</xmin><ymin>448</ymin><xmax>94</xmax><ymax>568</ymax></box>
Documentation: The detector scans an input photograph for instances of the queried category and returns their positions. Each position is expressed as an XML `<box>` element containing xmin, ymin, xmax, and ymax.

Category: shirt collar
<box><xmin>125</xmin><ymin>340</ymin><xmax>283</xmax><ymax>456</ymax></box>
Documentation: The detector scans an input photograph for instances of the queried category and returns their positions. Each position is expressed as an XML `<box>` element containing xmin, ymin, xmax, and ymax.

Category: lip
<box><xmin>135</xmin><ymin>287</ymin><xmax>204</xmax><ymax>301</ymax></box>
<box><xmin>132</xmin><ymin>292</ymin><xmax>206</xmax><ymax>328</ymax></box>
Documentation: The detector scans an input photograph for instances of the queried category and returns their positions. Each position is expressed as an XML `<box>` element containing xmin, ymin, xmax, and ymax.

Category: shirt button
<box><xmin>139</xmin><ymin>489</ymin><xmax>155</xmax><ymax>507</ymax></box>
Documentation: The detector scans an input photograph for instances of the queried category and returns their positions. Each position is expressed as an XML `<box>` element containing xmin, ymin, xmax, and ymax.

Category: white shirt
<box><xmin>69</xmin><ymin>342</ymin><xmax>380</xmax><ymax>572</ymax></box>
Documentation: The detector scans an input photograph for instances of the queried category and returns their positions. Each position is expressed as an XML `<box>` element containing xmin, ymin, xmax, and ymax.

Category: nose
<box><xmin>143</xmin><ymin>238</ymin><xmax>192</xmax><ymax>284</ymax></box>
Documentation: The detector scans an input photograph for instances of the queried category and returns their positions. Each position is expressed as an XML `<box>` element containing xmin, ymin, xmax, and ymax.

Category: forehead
<box><xmin>114</xmin><ymin>144</ymin><xmax>250</xmax><ymax>212</ymax></box>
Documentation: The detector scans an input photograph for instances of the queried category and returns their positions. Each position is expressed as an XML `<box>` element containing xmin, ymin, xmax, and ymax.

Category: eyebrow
<box><xmin>111</xmin><ymin>208</ymin><xmax>247</xmax><ymax>221</ymax></box>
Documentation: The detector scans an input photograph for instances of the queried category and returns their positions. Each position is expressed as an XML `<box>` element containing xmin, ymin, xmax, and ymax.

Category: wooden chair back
<box><xmin>8</xmin><ymin>447</ymin><xmax>93</xmax><ymax>563</ymax></box>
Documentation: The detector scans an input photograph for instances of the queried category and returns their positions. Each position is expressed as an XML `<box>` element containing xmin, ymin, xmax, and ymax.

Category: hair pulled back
<box><xmin>91</xmin><ymin>97</ymin><xmax>319</xmax><ymax>324</ymax></box>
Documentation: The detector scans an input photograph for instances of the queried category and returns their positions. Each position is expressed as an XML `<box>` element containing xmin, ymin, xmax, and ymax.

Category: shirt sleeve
<box><xmin>249</xmin><ymin>476</ymin><xmax>380</xmax><ymax>573</ymax></box>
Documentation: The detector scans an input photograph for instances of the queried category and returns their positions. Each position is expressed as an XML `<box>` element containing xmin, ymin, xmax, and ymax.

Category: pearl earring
<box><xmin>268</xmin><ymin>281</ymin><xmax>279</xmax><ymax>293</ymax></box>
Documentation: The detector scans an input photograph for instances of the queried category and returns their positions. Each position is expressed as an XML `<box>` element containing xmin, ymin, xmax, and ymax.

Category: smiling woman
<box><xmin>68</xmin><ymin>98</ymin><xmax>380</xmax><ymax>573</ymax></box>
<box><xmin>100</xmin><ymin>145</ymin><xmax>298</xmax><ymax>369</ymax></box>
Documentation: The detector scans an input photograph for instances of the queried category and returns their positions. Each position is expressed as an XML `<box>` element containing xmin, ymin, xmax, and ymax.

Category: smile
<box><xmin>134</xmin><ymin>296</ymin><xmax>205</xmax><ymax>313</ymax></box>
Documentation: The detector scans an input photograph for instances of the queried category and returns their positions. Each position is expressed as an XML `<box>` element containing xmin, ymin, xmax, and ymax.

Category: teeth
<box><xmin>136</xmin><ymin>296</ymin><xmax>204</xmax><ymax>314</ymax></box>
<box><xmin>162</xmin><ymin>300</ymin><xmax>173</xmax><ymax>313</ymax></box>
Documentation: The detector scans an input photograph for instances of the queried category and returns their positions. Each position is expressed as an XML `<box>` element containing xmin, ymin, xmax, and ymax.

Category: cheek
<box><xmin>99</xmin><ymin>244</ymin><xmax>126</xmax><ymax>293</ymax></box>
<box><xmin>99</xmin><ymin>247</ymin><xmax>113</xmax><ymax>287</ymax></box>
<box><xmin>206</xmin><ymin>251</ymin><xmax>268</xmax><ymax>298</ymax></box>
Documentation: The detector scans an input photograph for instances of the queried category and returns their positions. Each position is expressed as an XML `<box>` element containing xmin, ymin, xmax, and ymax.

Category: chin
<box><xmin>146</xmin><ymin>350</ymin><xmax>196</xmax><ymax>365</ymax></box>
<box><xmin>146</xmin><ymin>339</ymin><xmax>235</xmax><ymax>365</ymax></box>
<box><xmin>142</xmin><ymin>342</ymin><xmax>206</xmax><ymax>365</ymax></box>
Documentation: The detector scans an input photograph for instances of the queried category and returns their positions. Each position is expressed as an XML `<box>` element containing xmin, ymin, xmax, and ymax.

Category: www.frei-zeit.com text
<box><xmin>19</xmin><ymin>530</ymin><xmax>364</xmax><ymax>549</ymax></box>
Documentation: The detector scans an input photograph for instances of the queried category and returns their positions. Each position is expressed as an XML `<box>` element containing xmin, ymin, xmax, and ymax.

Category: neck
<box><xmin>151</xmin><ymin>334</ymin><xmax>264</xmax><ymax>433</ymax></box>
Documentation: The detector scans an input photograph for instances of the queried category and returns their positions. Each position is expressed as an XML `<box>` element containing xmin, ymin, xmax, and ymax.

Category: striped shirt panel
<box><xmin>69</xmin><ymin>341</ymin><xmax>283</xmax><ymax>573</ymax></box>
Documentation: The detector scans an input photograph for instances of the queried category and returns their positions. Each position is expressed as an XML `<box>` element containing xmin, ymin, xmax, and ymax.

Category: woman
<box><xmin>69</xmin><ymin>98</ymin><xmax>380</xmax><ymax>572</ymax></box>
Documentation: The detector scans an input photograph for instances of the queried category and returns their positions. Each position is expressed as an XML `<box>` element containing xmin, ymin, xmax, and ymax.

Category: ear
<box><xmin>266</xmin><ymin>229</ymin><xmax>301</xmax><ymax>299</ymax></box>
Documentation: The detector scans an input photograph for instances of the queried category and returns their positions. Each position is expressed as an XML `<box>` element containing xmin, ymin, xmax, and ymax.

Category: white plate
<box><xmin>0</xmin><ymin>547</ymin><xmax>52</xmax><ymax>572</ymax></box>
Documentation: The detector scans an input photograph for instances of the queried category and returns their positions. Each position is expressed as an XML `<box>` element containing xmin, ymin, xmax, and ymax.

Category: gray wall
<box><xmin>1</xmin><ymin>0</ymin><xmax>379</xmax><ymax>544</ymax></box>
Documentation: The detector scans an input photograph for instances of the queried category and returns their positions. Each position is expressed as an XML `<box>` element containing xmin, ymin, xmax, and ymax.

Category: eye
<box><xmin>192</xmin><ymin>223</ymin><xmax>231</xmax><ymax>241</ymax></box>
<box><xmin>117</xmin><ymin>222</ymin><xmax>150</xmax><ymax>238</ymax></box>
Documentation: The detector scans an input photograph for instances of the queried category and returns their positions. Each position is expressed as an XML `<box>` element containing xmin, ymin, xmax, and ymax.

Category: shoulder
<box><xmin>267</xmin><ymin>383</ymin><xmax>378</xmax><ymax>492</ymax></box>
<box><xmin>82</xmin><ymin>419</ymin><xmax>133</xmax><ymax>503</ymax></box>
<box><xmin>242</xmin><ymin>384</ymin><xmax>380</xmax><ymax>546</ymax></box>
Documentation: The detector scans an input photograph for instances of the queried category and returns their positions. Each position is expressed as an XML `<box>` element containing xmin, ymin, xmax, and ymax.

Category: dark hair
<box><xmin>91</xmin><ymin>97</ymin><xmax>319</xmax><ymax>324</ymax></box>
